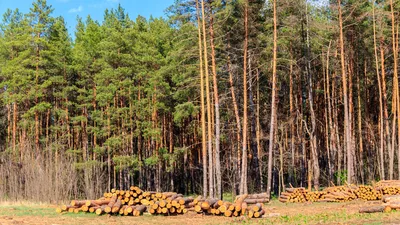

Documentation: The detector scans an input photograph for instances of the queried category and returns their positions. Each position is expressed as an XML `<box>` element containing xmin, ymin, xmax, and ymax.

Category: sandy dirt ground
<box><xmin>1</xmin><ymin>200</ymin><xmax>400</xmax><ymax>225</ymax></box>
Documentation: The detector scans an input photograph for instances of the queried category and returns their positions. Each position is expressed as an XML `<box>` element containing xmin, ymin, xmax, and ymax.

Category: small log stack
<box><xmin>355</xmin><ymin>185</ymin><xmax>382</xmax><ymax>201</ymax></box>
<box><xmin>321</xmin><ymin>186</ymin><xmax>357</xmax><ymax>202</ymax></box>
<box><xmin>278</xmin><ymin>188</ymin><xmax>307</xmax><ymax>203</ymax></box>
<box><xmin>247</xmin><ymin>203</ymin><xmax>266</xmax><ymax>218</ymax></box>
<box><xmin>305</xmin><ymin>191</ymin><xmax>327</xmax><ymax>202</ymax></box>
<box><xmin>375</xmin><ymin>180</ymin><xmax>400</xmax><ymax>195</ymax></box>
<box><xmin>235</xmin><ymin>193</ymin><xmax>269</xmax><ymax>204</ymax></box>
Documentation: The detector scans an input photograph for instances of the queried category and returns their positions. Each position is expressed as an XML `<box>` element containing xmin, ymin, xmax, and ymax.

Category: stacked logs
<box><xmin>235</xmin><ymin>193</ymin><xmax>269</xmax><ymax>204</ymax></box>
<box><xmin>355</xmin><ymin>185</ymin><xmax>382</xmax><ymax>201</ymax></box>
<box><xmin>57</xmin><ymin>186</ymin><xmax>148</xmax><ymax>216</ymax></box>
<box><xmin>246</xmin><ymin>203</ymin><xmax>266</xmax><ymax>218</ymax></box>
<box><xmin>278</xmin><ymin>188</ymin><xmax>307</xmax><ymax>203</ymax></box>
<box><xmin>375</xmin><ymin>180</ymin><xmax>400</xmax><ymax>195</ymax></box>
<box><xmin>147</xmin><ymin>193</ymin><xmax>194</xmax><ymax>215</ymax></box>
<box><xmin>359</xmin><ymin>195</ymin><xmax>400</xmax><ymax>213</ymax></box>
<box><xmin>305</xmin><ymin>191</ymin><xmax>327</xmax><ymax>202</ymax></box>
<box><xmin>57</xmin><ymin>187</ymin><xmax>268</xmax><ymax>218</ymax></box>
<box><xmin>190</xmin><ymin>194</ymin><xmax>266</xmax><ymax>218</ymax></box>
<box><xmin>322</xmin><ymin>186</ymin><xmax>357</xmax><ymax>202</ymax></box>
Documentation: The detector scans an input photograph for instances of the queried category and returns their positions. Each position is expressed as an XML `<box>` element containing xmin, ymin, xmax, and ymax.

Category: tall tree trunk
<box><xmin>267</xmin><ymin>0</ymin><xmax>278</xmax><ymax>199</ymax></box>
<box><xmin>195</xmin><ymin>0</ymin><xmax>208</xmax><ymax>198</ymax></box>
<box><xmin>209</xmin><ymin>10</ymin><xmax>222</xmax><ymax>200</ymax></box>
<box><xmin>227</xmin><ymin>50</ymin><xmax>241</xmax><ymax>195</ymax></box>
<box><xmin>240</xmin><ymin>0</ymin><xmax>249</xmax><ymax>195</ymax></box>
<box><xmin>338</xmin><ymin>0</ymin><xmax>354</xmax><ymax>184</ymax></box>
<box><xmin>256</xmin><ymin>69</ymin><xmax>263</xmax><ymax>190</ymax></box>
<box><xmin>372</xmin><ymin>0</ymin><xmax>385</xmax><ymax>179</ymax></box>
<box><xmin>200</xmin><ymin>0</ymin><xmax>214</xmax><ymax>198</ymax></box>
<box><xmin>390</xmin><ymin>0</ymin><xmax>400</xmax><ymax>179</ymax></box>
<box><xmin>304</xmin><ymin>0</ymin><xmax>319</xmax><ymax>190</ymax></box>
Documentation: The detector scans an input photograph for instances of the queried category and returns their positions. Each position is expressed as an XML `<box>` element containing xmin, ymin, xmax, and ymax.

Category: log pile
<box><xmin>322</xmin><ymin>186</ymin><xmax>357</xmax><ymax>202</ymax></box>
<box><xmin>355</xmin><ymin>185</ymin><xmax>382</xmax><ymax>201</ymax></box>
<box><xmin>56</xmin><ymin>186</ymin><xmax>268</xmax><ymax>218</ymax></box>
<box><xmin>235</xmin><ymin>193</ymin><xmax>269</xmax><ymax>204</ymax></box>
<box><xmin>278</xmin><ymin>188</ymin><xmax>307</xmax><ymax>203</ymax></box>
<box><xmin>374</xmin><ymin>180</ymin><xmax>400</xmax><ymax>195</ymax></box>
<box><xmin>305</xmin><ymin>191</ymin><xmax>327</xmax><ymax>202</ymax></box>
<box><xmin>359</xmin><ymin>194</ymin><xmax>400</xmax><ymax>213</ymax></box>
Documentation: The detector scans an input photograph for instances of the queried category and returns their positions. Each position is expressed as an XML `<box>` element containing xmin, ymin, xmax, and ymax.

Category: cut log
<box><xmin>359</xmin><ymin>205</ymin><xmax>391</xmax><ymax>213</ymax></box>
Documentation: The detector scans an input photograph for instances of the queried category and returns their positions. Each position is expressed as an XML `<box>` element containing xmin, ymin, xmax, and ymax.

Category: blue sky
<box><xmin>0</xmin><ymin>0</ymin><xmax>175</xmax><ymax>34</ymax></box>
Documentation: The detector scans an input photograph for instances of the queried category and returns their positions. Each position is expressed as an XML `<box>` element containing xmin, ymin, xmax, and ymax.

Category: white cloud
<box><xmin>68</xmin><ymin>6</ymin><xmax>83</xmax><ymax>13</ymax></box>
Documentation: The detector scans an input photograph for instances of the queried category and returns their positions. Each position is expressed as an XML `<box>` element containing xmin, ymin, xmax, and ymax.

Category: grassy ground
<box><xmin>0</xmin><ymin>200</ymin><xmax>400</xmax><ymax>224</ymax></box>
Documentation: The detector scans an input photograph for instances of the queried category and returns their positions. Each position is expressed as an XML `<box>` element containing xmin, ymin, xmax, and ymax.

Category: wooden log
<box><xmin>95</xmin><ymin>205</ymin><xmax>107</xmax><ymax>215</ymax></box>
<box><xmin>70</xmin><ymin>200</ymin><xmax>86</xmax><ymax>207</ymax></box>
<box><xmin>254</xmin><ymin>209</ymin><xmax>265</xmax><ymax>218</ymax></box>
<box><xmin>234</xmin><ymin>194</ymin><xmax>248</xmax><ymax>211</ymax></box>
<box><xmin>252</xmin><ymin>203</ymin><xmax>263</xmax><ymax>212</ymax></box>
<box><xmin>89</xmin><ymin>206</ymin><xmax>99</xmax><ymax>213</ymax></box>
<box><xmin>194</xmin><ymin>204</ymin><xmax>202</xmax><ymax>213</ymax></box>
<box><xmin>241</xmin><ymin>202</ymin><xmax>248</xmax><ymax>215</ymax></box>
<box><xmin>111</xmin><ymin>199</ymin><xmax>122</xmax><ymax>213</ymax></box>
<box><xmin>243</xmin><ymin>198</ymin><xmax>269</xmax><ymax>204</ymax></box>
<box><xmin>359</xmin><ymin>205</ymin><xmax>391</xmax><ymax>213</ymax></box>
<box><xmin>224</xmin><ymin>210</ymin><xmax>232</xmax><ymax>217</ymax></box>
<box><xmin>218</xmin><ymin>202</ymin><xmax>231</xmax><ymax>213</ymax></box>
<box><xmin>85</xmin><ymin>199</ymin><xmax>110</xmax><ymax>207</ymax></box>
<box><xmin>382</xmin><ymin>195</ymin><xmax>400</xmax><ymax>203</ymax></box>
<box><xmin>81</xmin><ymin>205</ymin><xmax>89</xmax><ymax>212</ymax></box>
<box><xmin>248</xmin><ymin>210</ymin><xmax>254</xmax><ymax>218</ymax></box>
<box><xmin>201</xmin><ymin>198</ymin><xmax>218</xmax><ymax>210</ymax></box>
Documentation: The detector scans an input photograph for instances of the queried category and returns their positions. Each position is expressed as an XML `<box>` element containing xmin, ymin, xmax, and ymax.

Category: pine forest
<box><xmin>0</xmin><ymin>0</ymin><xmax>400</xmax><ymax>203</ymax></box>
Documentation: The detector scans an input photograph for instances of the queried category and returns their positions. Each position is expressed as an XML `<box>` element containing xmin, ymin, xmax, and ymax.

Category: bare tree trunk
<box><xmin>195</xmin><ymin>0</ymin><xmax>208</xmax><ymax>198</ymax></box>
<box><xmin>304</xmin><ymin>0</ymin><xmax>319</xmax><ymax>190</ymax></box>
<box><xmin>209</xmin><ymin>10</ymin><xmax>222</xmax><ymax>200</ymax></box>
<box><xmin>390</xmin><ymin>0</ymin><xmax>400</xmax><ymax>179</ymax></box>
<box><xmin>372</xmin><ymin>0</ymin><xmax>385</xmax><ymax>179</ymax></box>
<box><xmin>240</xmin><ymin>0</ymin><xmax>249</xmax><ymax>195</ymax></box>
<box><xmin>200</xmin><ymin>0</ymin><xmax>214</xmax><ymax>198</ymax></box>
<box><xmin>256</xmin><ymin>69</ymin><xmax>263</xmax><ymax>190</ymax></box>
<box><xmin>227</xmin><ymin>51</ymin><xmax>241</xmax><ymax>195</ymax></box>
<box><xmin>326</xmin><ymin>42</ymin><xmax>335</xmax><ymax>182</ymax></box>
<box><xmin>338</xmin><ymin>0</ymin><xmax>354</xmax><ymax>184</ymax></box>
<box><xmin>267</xmin><ymin>0</ymin><xmax>278</xmax><ymax>199</ymax></box>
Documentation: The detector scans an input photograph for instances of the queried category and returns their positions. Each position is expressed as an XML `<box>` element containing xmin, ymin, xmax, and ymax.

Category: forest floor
<box><xmin>0</xmin><ymin>199</ymin><xmax>400</xmax><ymax>225</ymax></box>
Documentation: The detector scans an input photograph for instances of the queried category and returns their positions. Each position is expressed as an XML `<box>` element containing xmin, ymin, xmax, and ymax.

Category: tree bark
<box><xmin>209</xmin><ymin>9</ymin><xmax>222</xmax><ymax>200</ymax></box>
<box><xmin>200</xmin><ymin>0</ymin><xmax>214</xmax><ymax>198</ymax></box>
<box><xmin>240</xmin><ymin>0</ymin><xmax>249</xmax><ymax>195</ymax></box>
<box><xmin>195</xmin><ymin>0</ymin><xmax>208</xmax><ymax>198</ymax></box>
<box><xmin>267</xmin><ymin>0</ymin><xmax>278</xmax><ymax>198</ymax></box>
<box><xmin>338</xmin><ymin>0</ymin><xmax>354</xmax><ymax>184</ymax></box>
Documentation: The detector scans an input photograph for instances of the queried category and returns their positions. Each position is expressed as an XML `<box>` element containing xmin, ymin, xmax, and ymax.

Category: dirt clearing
<box><xmin>1</xmin><ymin>200</ymin><xmax>400</xmax><ymax>225</ymax></box>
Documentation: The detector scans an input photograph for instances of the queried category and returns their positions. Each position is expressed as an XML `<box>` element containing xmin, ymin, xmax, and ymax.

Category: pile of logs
<box><xmin>359</xmin><ymin>195</ymin><xmax>400</xmax><ymax>213</ymax></box>
<box><xmin>355</xmin><ymin>185</ymin><xmax>382</xmax><ymax>201</ymax></box>
<box><xmin>278</xmin><ymin>188</ymin><xmax>307</xmax><ymax>203</ymax></box>
<box><xmin>374</xmin><ymin>180</ymin><xmax>400</xmax><ymax>195</ymax></box>
<box><xmin>56</xmin><ymin>186</ymin><xmax>269</xmax><ymax>218</ymax></box>
<box><xmin>147</xmin><ymin>193</ymin><xmax>194</xmax><ymax>215</ymax></box>
<box><xmin>305</xmin><ymin>191</ymin><xmax>327</xmax><ymax>202</ymax></box>
<box><xmin>322</xmin><ymin>186</ymin><xmax>357</xmax><ymax>202</ymax></box>
<box><xmin>235</xmin><ymin>193</ymin><xmax>269</xmax><ymax>204</ymax></box>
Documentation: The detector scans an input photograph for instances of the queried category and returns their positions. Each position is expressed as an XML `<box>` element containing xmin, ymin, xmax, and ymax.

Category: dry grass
<box><xmin>1</xmin><ymin>200</ymin><xmax>400</xmax><ymax>224</ymax></box>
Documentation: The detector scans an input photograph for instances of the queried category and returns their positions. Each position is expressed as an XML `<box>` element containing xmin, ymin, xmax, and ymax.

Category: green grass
<box><xmin>0</xmin><ymin>205</ymin><xmax>96</xmax><ymax>218</ymax></box>
<box><xmin>1</xmin><ymin>201</ymin><xmax>400</xmax><ymax>225</ymax></box>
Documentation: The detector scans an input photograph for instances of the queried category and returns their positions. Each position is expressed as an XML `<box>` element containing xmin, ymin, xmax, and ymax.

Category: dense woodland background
<box><xmin>0</xmin><ymin>0</ymin><xmax>399</xmax><ymax>202</ymax></box>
